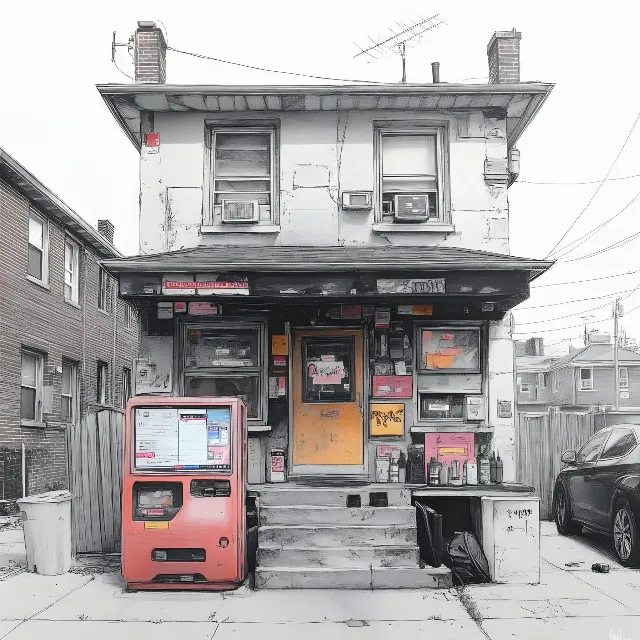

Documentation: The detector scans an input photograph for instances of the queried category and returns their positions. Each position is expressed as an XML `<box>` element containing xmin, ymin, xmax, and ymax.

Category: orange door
<box><xmin>292</xmin><ymin>329</ymin><xmax>365</xmax><ymax>474</ymax></box>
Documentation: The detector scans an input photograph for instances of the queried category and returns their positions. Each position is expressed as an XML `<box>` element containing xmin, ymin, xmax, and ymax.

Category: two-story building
<box><xmin>99</xmin><ymin>22</ymin><xmax>552</xmax><ymax>587</ymax></box>
<box><xmin>0</xmin><ymin>147</ymin><xmax>139</xmax><ymax>502</ymax></box>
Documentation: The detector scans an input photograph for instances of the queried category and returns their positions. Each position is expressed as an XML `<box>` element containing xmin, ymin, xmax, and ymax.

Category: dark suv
<box><xmin>553</xmin><ymin>424</ymin><xmax>640</xmax><ymax>566</ymax></box>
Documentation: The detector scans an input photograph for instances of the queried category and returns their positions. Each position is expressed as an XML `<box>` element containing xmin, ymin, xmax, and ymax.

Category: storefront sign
<box><xmin>162</xmin><ymin>276</ymin><xmax>249</xmax><ymax>296</ymax></box>
<box><xmin>188</xmin><ymin>302</ymin><xmax>219</xmax><ymax>316</ymax></box>
<box><xmin>398</xmin><ymin>305</ymin><xmax>434</xmax><ymax>316</ymax></box>
<box><xmin>272</xmin><ymin>335</ymin><xmax>289</xmax><ymax>356</ymax></box>
<box><xmin>371</xmin><ymin>404</ymin><xmax>405</xmax><ymax>436</ymax></box>
<box><xmin>372</xmin><ymin>375</ymin><xmax>412</xmax><ymax>398</ymax></box>
<box><xmin>377</xmin><ymin>279</ymin><xmax>445</xmax><ymax>294</ymax></box>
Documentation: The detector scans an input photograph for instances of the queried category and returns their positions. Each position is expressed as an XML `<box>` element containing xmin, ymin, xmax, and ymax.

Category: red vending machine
<box><xmin>121</xmin><ymin>397</ymin><xmax>247</xmax><ymax>590</ymax></box>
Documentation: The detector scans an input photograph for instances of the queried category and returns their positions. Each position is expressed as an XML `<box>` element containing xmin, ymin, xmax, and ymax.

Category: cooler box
<box><xmin>480</xmin><ymin>496</ymin><xmax>540</xmax><ymax>584</ymax></box>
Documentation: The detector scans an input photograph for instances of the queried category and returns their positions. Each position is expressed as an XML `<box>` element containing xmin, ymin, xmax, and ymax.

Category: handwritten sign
<box><xmin>308</xmin><ymin>361</ymin><xmax>345</xmax><ymax>385</ymax></box>
<box><xmin>272</xmin><ymin>335</ymin><xmax>289</xmax><ymax>356</ymax></box>
<box><xmin>377</xmin><ymin>279</ymin><xmax>445</xmax><ymax>294</ymax></box>
<box><xmin>370</xmin><ymin>404</ymin><xmax>405</xmax><ymax>436</ymax></box>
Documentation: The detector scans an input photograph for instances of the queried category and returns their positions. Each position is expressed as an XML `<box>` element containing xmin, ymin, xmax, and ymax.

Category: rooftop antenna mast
<box><xmin>354</xmin><ymin>14</ymin><xmax>444</xmax><ymax>83</ymax></box>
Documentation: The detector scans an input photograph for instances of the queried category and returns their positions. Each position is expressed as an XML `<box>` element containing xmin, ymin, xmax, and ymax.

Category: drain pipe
<box><xmin>21</xmin><ymin>442</ymin><xmax>26</xmax><ymax>498</ymax></box>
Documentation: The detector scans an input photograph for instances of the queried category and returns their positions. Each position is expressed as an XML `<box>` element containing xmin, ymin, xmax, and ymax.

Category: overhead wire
<box><xmin>531</xmin><ymin>269</ymin><xmax>640</xmax><ymax>289</ymax></box>
<box><xmin>548</xmin><ymin>191</ymin><xmax>640</xmax><ymax>261</ymax></box>
<box><xmin>515</xmin><ymin>287</ymin><xmax>636</xmax><ymax>311</ymax></box>
<box><xmin>517</xmin><ymin>174</ymin><xmax>640</xmax><ymax>186</ymax></box>
<box><xmin>166</xmin><ymin>45</ymin><xmax>385</xmax><ymax>84</ymax></box>
<box><xmin>514</xmin><ymin>301</ymin><xmax>614</xmax><ymax>325</ymax></box>
<box><xmin>544</xmin><ymin>109</ymin><xmax>640</xmax><ymax>259</ymax></box>
<box><xmin>559</xmin><ymin>229</ymin><xmax>640</xmax><ymax>262</ymax></box>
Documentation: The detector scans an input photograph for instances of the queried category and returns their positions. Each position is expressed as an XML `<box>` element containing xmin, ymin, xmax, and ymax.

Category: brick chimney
<box><xmin>134</xmin><ymin>21</ymin><xmax>167</xmax><ymax>84</ymax></box>
<box><xmin>97</xmin><ymin>220</ymin><xmax>115</xmax><ymax>244</ymax></box>
<box><xmin>487</xmin><ymin>29</ymin><xmax>521</xmax><ymax>83</ymax></box>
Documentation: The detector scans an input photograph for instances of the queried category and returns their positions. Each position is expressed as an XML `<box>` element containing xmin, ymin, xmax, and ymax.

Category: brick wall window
<box><xmin>122</xmin><ymin>367</ymin><xmax>132</xmax><ymax>408</ymax></box>
<box><xmin>21</xmin><ymin>349</ymin><xmax>44</xmax><ymax>423</ymax></box>
<box><xmin>28</xmin><ymin>211</ymin><xmax>48</xmax><ymax>284</ymax></box>
<box><xmin>125</xmin><ymin>303</ymin><xmax>135</xmax><ymax>330</ymax></box>
<box><xmin>98</xmin><ymin>268</ymin><xmax>109</xmax><ymax>311</ymax></box>
<box><xmin>97</xmin><ymin>361</ymin><xmax>108</xmax><ymax>404</ymax></box>
<box><xmin>64</xmin><ymin>239</ymin><xmax>80</xmax><ymax>304</ymax></box>
<box><xmin>61</xmin><ymin>361</ymin><xmax>77</xmax><ymax>423</ymax></box>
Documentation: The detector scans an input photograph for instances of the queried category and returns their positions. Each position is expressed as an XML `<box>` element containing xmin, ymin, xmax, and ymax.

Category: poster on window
<box><xmin>308</xmin><ymin>360</ymin><xmax>346</xmax><ymax>385</ymax></box>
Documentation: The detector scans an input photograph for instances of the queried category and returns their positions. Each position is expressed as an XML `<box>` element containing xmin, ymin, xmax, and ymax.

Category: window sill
<box><xmin>201</xmin><ymin>225</ymin><xmax>280</xmax><ymax>234</ymax></box>
<box><xmin>248</xmin><ymin>424</ymin><xmax>271</xmax><ymax>433</ymax></box>
<box><xmin>21</xmin><ymin>419</ymin><xmax>46</xmax><ymax>429</ymax></box>
<box><xmin>64</xmin><ymin>298</ymin><xmax>81</xmax><ymax>310</ymax></box>
<box><xmin>97</xmin><ymin>308</ymin><xmax>111</xmax><ymax>315</ymax></box>
<box><xmin>373</xmin><ymin>223</ymin><xmax>455</xmax><ymax>234</ymax></box>
<box><xmin>26</xmin><ymin>275</ymin><xmax>50</xmax><ymax>290</ymax></box>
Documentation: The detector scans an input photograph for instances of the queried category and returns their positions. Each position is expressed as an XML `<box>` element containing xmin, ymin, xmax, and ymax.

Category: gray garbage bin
<box><xmin>17</xmin><ymin>490</ymin><xmax>72</xmax><ymax>575</ymax></box>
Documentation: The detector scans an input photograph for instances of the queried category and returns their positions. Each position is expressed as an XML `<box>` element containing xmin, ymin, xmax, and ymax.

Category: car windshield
<box><xmin>577</xmin><ymin>430</ymin><xmax>609</xmax><ymax>463</ymax></box>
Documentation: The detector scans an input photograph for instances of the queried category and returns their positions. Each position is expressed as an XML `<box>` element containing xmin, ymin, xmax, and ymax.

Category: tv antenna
<box><xmin>353</xmin><ymin>14</ymin><xmax>445</xmax><ymax>83</ymax></box>
<box><xmin>111</xmin><ymin>31</ymin><xmax>133</xmax><ymax>63</ymax></box>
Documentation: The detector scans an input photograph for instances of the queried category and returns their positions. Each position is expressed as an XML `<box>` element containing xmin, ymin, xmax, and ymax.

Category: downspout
<box><xmin>112</xmin><ymin>275</ymin><xmax>117</xmax><ymax>406</ymax></box>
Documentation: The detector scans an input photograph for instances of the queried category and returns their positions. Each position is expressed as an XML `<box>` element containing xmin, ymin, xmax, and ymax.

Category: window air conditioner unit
<box><xmin>580</xmin><ymin>379</ymin><xmax>593</xmax><ymax>390</ymax></box>
<box><xmin>221</xmin><ymin>200</ymin><xmax>259</xmax><ymax>223</ymax></box>
<box><xmin>342</xmin><ymin>191</ymin><xmax>372</xmax><ymax>210</ymax></box>
<box><xmin>394</xmin><ymin>194</ymin><xmax>429</xmax><ymax>222</ymax></box>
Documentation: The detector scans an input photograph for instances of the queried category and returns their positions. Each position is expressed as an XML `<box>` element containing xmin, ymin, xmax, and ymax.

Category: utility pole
<box><xmin>613</xmin><ymin>298</ymin><xmax>623</xmax><ymax>411</ymax></box>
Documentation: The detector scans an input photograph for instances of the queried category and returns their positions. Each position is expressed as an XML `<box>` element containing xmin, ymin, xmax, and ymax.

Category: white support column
<box><xmin>488</xmin><ymin>313</ymin><xmax>516</xmax><ymax>482</ymax></box>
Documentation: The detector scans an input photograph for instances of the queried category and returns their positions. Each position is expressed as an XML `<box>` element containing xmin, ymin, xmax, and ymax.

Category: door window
<box><xmin>600</xmin><ymin>429</ymin><xmax>637</xmax><ymax>459</ymax></box>
<box><xmin>302</xmin><ymin>336</ymin><xmax>354</xmax><ymax>403</ymax></box>
<box><xmin>577</xmin><ymin>430</ymin><xmax>610</xmax><ymax>463</ymax></box>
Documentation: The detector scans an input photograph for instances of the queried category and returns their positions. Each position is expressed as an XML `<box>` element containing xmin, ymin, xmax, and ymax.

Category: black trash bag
<box><xmin>442</xmin><ymin>531</ymin><xmax>491</xmax><ymax>585</ymax></box>
<box><xmin>415</xmin><ymin>502</ymin><xmax>443</xmax><ymax>568</ymax></box>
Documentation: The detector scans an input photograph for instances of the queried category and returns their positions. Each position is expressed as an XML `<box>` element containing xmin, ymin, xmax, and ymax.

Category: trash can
<box><xmin>17</xmin><ymin>490</ymin><xmax>72</xmax><ymax>576</ymax></box>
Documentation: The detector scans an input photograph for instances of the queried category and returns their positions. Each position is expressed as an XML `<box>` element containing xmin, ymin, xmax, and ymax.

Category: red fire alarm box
<box><xmin>144</xmin><ymin>132</ymin><xmax>160</xmax><ymax>148</ymax></box>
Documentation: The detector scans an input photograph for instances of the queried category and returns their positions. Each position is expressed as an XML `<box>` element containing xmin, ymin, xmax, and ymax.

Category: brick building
<box><xmin>0</xmin><ymin>146</ymin><xmax>139</xmax><ymax>501</ymax></box>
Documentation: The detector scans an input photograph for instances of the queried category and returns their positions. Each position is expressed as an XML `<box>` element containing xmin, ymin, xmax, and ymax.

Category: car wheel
<box><xmin>612</xmin><ymin>499</ymin><xmax>640</xmax><ymax>567</ymax></box>
<box><xmin>554</xmin><ymin>483</ymin><xmax>580</xmax><ymax>535</ymax></box>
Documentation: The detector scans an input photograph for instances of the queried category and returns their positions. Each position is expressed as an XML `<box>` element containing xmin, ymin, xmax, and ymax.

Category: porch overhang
<box><xmin>102</xmin><ymin>245</ymin><xmax>553</xmax><ymax>315</ymax></box>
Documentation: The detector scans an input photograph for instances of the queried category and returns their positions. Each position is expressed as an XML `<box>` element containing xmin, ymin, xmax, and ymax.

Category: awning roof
<box><xmin>0</xmin><ymin>147</ymin><xmax>123</xmax><ymax>258</ymax></box>
<box><xmin>96</xmin><ymin>82</ymin><xmax>554</xmax><ymax>151</ymax></box>
<box><xmin>102</xmin><ymin>245</ymin><xmax>553</xmax><ymax>281</ymax></box>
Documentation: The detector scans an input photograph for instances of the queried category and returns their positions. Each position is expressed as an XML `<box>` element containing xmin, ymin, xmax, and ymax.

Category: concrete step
<box><xmin>258</xmin><ymin>524</ymin><xmax>417</xmax><ymax>548</ymax></box>
<box><xmin>258</xmin><ymin>486</ymin><xmax>412</xmax><ymax>507</ymax></box>
<box><xmin>260</xmin><ymin>505</ymin><xmax>416</xmax><ymax>527</ymax></box>
<box><xmin>257</xmin><ymin>545</ymin><xmax>420</xmax><ymax>569</ymax></box>
<box><xmin>255</xmin><ymin>565</ymin><xmax>452</xmax><ymax>589</ymax></box>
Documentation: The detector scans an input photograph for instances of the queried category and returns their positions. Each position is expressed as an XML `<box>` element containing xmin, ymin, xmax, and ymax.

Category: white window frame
<box><xmin>125</xmin><ymin>303</ymin><xmax>135</xmax><ymax>331</ymax></box>
<box><xmin>98</xmin><ymin>268</ymin><xmax>109</xmax><ymax>312</ymax></box>
<box><xmin>538</xmin><ymin>373</ymin><xmax>548</xmax><ymax>390</ymax></box>
<box><xmin>203</xmin><ymin>125</ymin><xmax>278</xmax><ymax>229</ymax></box>
<box><xmin>122</xmin><ymin>366</ymin><xmax>132</xmax><ymax>409</ymax></box>
<box><xmin>64</xmin><ymin>238</ymin><xmax>80</xmax><ymax>304</ymax></box>
<box><xmin>61</xmin><ymin>361</ymin><xmax>78</xmax><ymax>424</ymax></box>
<box><xmin>579</xmin><ymin>367</ymin><xmax>593</xmax><ymax>391</ymax></box>
<box><xmin>27</xmin><ymin>210</ymin><xmax>49</xmax><ymax>286</ymax></box>
<box><xmin>619</xmin><ymin>366</ymin><xmax>629</xmax><ymax>390</ymax></box>
<box><xmin>97</xmin><ymin>361</ymin><xmax>109</xmax><ymax>405</ymax></box>
<box><xmin>374</xmin><ymin>123</ymin><xmax>450</xmax><ymax>226</ymax></box>
<box><xmin>21</xmin><ymin>349</ymin><xmax>44</xmax><ymax>425</ymax></box>
<box><xmin>552</xmin><ymin>370</ymin><xmax>559</xmax><ymax>392</ymax></box>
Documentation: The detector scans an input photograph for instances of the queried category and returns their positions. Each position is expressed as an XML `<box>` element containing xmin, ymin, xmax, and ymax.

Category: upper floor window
<box><xmin>98</xmin><ymin>268</ymin><xmax>109</xmax><ymax>311</ymax></box>
<box><xmin>538</xmin><ymin>373</ymin><xmax>549</xmax><ymax>390</ymax></box>
<box><xmin>206</xmin><ymin>127</ymin><xmax>276</xmax><ymax>227</ymax></box>
<box><xmin>125</xmin><ymin>303</ymin><xmax>136</xmax><ymax>330</ymax></box>
<box><xmin>64</xmin><ymin>239</ymin><xmax>80</xmax><ymax>304</ymax></box>
<box><xmin>28</xmin><ymin>212</ymin><xmax>48</xmax><ymax>284</ymax></box>
<box><xmin>619</xmin><ymin>366</ymin><xmax>629</xmax><ymax>389</ymax></box>
<box><xmin>21</xmin><ymin>349</ymin><xmax>43</xmax><ymax>423</ymax></box>
<box><xmin>97</xmin><ymin>361</ymin><xmax>109</xmax><ymax>405</ymax></box>
<box><xmin>61</xmin><ymin>361</ymin><xmax>77</xmax><ymax>423</ymax></box>
<box><xmin>579</xmin><ymin>368</ymin><xmax>593</xmax><ymax>390</ymax></box>
<box><xmin>376</xmin><ymin>126</ymin><xmax>447</xmax><ymax>225</ymax></box>
<box><xmin>552</xmin><ymin>371</ymin><xmax>559</xmax><ymax>392</ymax></box>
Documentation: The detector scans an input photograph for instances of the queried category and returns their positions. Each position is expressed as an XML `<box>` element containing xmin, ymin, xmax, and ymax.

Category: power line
<box><xmin>549</xmin><ymin>191</ymin><xmax>640</xmax><ymax>261</ymax></box>
<box><xmin>518</xmin><ymin>174</ymin><xmax>640</xmax><ymax>186</ymax></box>
<box><xmin>544</xmin><ymin>109</ymin><xmax>640</xmax><ymax>259</ymax></box>
<box><xmin>531</xmin><ymin>269</ymin><xmax>640</xmax><ymax>289</ymax></box>
<box><xmin>515</xmin><ymin>288</ymin><xmax>636</xmax><ymax>311</ymax></box>
<box><xmin>167</xmin><ymin>45</ymin><xmax>384</xmax><ymax>84</ymax></box>
<box><xmin>559</xmin><ymin>229</ymin><xmax>640</xmax><ymax>262</ymax></box>
<box><xmin>515</xmin><ymin>301</ymin><xmax>614</xmax><ymax>325</ymax></box>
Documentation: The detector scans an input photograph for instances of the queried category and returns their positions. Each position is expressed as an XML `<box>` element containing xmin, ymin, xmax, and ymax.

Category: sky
<box><xmin>1</xmin><ymin>0</ymin><xmax>639</xmax><ymax>354</ymax></box>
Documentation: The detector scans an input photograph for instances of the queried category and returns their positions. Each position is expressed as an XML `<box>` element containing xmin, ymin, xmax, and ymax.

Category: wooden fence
<box><xmin>515</xmin><ymin>410</ymin><xmax>601</xmax><ymax>520</ymax></box>
<box><xmin>67</xmin><ymin>409</ymin><xmax>124</xmax><ymax>554</ymax></box>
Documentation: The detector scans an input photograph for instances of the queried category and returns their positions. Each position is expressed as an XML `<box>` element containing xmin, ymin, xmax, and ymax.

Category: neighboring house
<box><xmin>99</xmin><ymin>23</ymin><xmax>553</xmax><ymax>486</ymax></box>
<box><xmin>516</xmin><ymin>336</ymin><xmax>640</xmax><ymax>414</ymax></box>
<box><xmin>0</xmin><ymin>147</ymin><xmax>139</xmax><ymax>500</ymax></box>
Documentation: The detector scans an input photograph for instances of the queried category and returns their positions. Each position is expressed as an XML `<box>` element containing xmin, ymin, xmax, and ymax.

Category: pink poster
<box><xmin>208</xmin><ymin>446</ymin><xmax>230</xmax><ymax>465</ymax></box>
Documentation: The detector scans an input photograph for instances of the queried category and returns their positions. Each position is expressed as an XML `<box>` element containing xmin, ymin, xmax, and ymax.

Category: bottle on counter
<box><xmin>496</xmin><ymin>451</ymin><xmax>504</xmax><ymax>484</ymax></box>
<box><xmin>490</xmin><ymin>451</ymin><xmax>497</xmax><ymax>484</ymax></box>
<box><xmin>398</xmin><ymin>451</ymin><xmax>407</xmax><ymax>484</ymax></box>
<box><xmin>462</xmin><ymin>460</ymin><xmax>468</xmax><ymax>485</ymax></box>
<box><xmin>478</xmin><ymin>447</ymin><xmax>490</xmax><ymax>485</ymax></box>
<box><xmin>450</xmin><ymin>460</ymin><xmax>462</xmax><ymax>486</ymax></box>
<box><xmin>466</xmin><ymin>458</ymin><xmax>478</xmax><ymax>485</ymax></box>
<box><xmin>428</xmin><ymin>457</ymin><xmax>440</xmax><ymax>485</ymax></box>
<box><xmin>439</xmin><ymin>461</ymin><xmax>449</xmax><ymax>485</ymax></box>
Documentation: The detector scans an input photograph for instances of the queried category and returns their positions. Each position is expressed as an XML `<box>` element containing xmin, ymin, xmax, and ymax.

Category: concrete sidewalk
<box><xmin>1</xmin><ymin>520</ymin><xmax>639</xmax><ymax>639</ymax></box>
